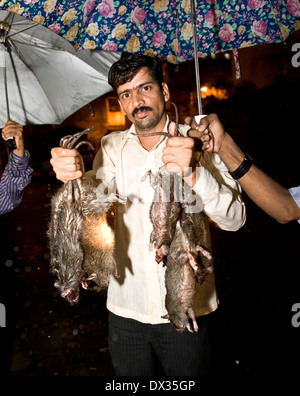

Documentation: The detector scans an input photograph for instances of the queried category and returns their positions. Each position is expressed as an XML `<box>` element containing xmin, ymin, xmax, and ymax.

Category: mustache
<box><xmin>132</xmin><ymin>106</ymin><xmax>153</xmax><ymax>117</ymax></box>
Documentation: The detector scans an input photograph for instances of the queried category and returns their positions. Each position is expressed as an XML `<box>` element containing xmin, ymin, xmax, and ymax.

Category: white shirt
<box><xmin>86</xmin><ymin>118</ymin><xmax>246</xmax><ymax>324</ymax></box>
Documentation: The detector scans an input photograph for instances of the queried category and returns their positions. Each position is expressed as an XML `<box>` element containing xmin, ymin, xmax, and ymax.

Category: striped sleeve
<box><xmin>0</xmin><ymin>151</ymin><xmax>33</xmax><ymax>215</ymax></box>
<box><xmin>289</xmin><ymin>186</ymin><xmax>300</xmax><ymax>224</ymax></box>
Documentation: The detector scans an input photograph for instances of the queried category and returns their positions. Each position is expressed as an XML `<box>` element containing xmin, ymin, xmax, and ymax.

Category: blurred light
<box><xmin>106</xmin><ymin>97</ymin><xmax>125</xmax><ymax>126</ymax></box>
<box><xmin>200</xmin><ymin>85</ymin><xmax>228</xmax><ymax>100</ymax></box>
<box><xmin>5</xmin><ymin>260</ymin><xmax>13</xmax><ymax>267</ymax></box>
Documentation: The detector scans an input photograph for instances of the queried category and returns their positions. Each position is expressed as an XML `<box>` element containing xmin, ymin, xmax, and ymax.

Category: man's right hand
<box><xmin>50</xmin><ymin>147</ymin><xmax>85</xmax><ymax>183</ymax></box>
<box><xmin>185</xmin><ymin>113</ymin><xmax>227</xmax><ymax>154</ymax></box>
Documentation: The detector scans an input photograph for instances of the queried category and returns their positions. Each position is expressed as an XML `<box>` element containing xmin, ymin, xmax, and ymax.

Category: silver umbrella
<box><xmin>0</xmin><ymin>10</ymin><xmax>119</xmax><ymax>128</ymax></box>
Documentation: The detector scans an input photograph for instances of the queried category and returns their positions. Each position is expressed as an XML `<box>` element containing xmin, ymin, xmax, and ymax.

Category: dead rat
<box><xmin>48</xmin><ymin>128</ymin><xmax>123</xmax><ymax>304</ymax></box>
<box><xmin>138</xmin><ymin>103</ymin><xmax>213</xmax><ymax>332</ymax></box>
<box><xmin>162</xmin><ymin>219</ymin><xmax>198</xmax><ymax>333</ymax></box>
<box><xmin>161</xmin><ymin>204</ymin><xmax>213</xmax><ymax>333</ymax></box>
<box><xmin>48</xmin><ymin>178</ymin><xmax>85</xmax><ymax>304</ymax></box>
<box><xmin>180</xmin><ymin>202</ymin><xmax>213</xmax><ymax>284</ymax></box>
<box><xmin>80</xmin><ymin>184</ymin><xmax>125</xmax><ymax>290</ymax></box>
<box><xmin>147</xmin><ymin>166</ymin><xmax>182</xmax><ymax>264</ymax></box>
<box><xmin>139</xmin><ymin>102</ymin><xmax>182</xmax><ymax>264</ymax></box>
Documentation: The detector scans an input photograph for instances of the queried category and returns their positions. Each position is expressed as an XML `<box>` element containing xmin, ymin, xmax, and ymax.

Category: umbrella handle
<box><xmin>5</xmin><ymin>136</ymin><xmax>16</xmax><ymax>153</ymax></box>
<box><xmin>0</xmin><ymin>43</ymin><xmax>10</xmax><ymax>121</ymax></box>
<box><xmin>190</xmin><ymin>0</ymin><xmax>203</xmax><ymax>115</ymax></box>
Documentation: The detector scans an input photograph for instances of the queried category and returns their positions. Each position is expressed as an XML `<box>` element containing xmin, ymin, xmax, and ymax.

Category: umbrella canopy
<box><xmin>0</xmin><ymin>0</ymin><xmax>96</xmax><ymax>47</ymax></box>
<box><xmin>2</xmin><ymin>1</ymin><xmax>299</xmax><ymax>62</ymax></box>
<box><xmin>2</xmin><ymin>0</ymin><xmax>298</xmax><ymax>116</ymax></box>
<box><xmin>0</xmin><ymin>10</ymin><xmax>119</xmax><ymax>128</ymax></box>
<box><xmin>1</xmin><ymin>1</ymin><xmax>298</xmax><ymax>115</ymax></box>
<box><xmin>78</xmin><ymin>0</ymin><xmax>300</xmax><ymax>62</ymax></box>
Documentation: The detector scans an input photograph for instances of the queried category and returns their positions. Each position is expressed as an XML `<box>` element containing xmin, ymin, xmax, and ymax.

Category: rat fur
<box><xmin>48</xmin><ymin>129</ymin><xmax>123</xmax><ymax>304</ymax></box>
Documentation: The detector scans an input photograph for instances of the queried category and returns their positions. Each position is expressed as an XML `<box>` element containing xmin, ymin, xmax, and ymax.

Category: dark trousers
<box><xmin>108</xmin><ymin>311</ymin><xmax>212</xmax><ymax>376</ymax></box>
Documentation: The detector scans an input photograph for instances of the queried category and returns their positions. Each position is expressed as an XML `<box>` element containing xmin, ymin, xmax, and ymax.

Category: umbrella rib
<box><xmin>1</xmin><ymin>47</ymin><xmax>10</xmax><ymax>119</ymax></box>
<box><xmin>2</xmin><ymin>11</ymin><xmax>39</xmax><ymax>41</ymax></box>
<box><xmin>174</xmin><ymin>0</ymin><xmax>180</xmax><ymax>63</ymax></box>
<box><xmin>6</xmin><ymin>41</ymin><xmax>61</xmax><ymax>123</ymax></box>
<box><xmin>7</xmin><ymin>22</ymin><xmax>39</xmax><ymax>40</ymax></box>
<box><xmin>8</xmin><ymin>36</ymin><xmax>66</xmax><ymax>51</ymax></box>
<box><xmin>7</xmin><ymin>23</ymin><xmax>66</xmax><ymax>51</ymax></box>
<box><xmin>6</xmin><ymin>45</ymin><xmax>28</xmax><ymax>124</ymax></box>
<box><xmin>6</xmin><ymin>39</ymin><xmax>35</xmax><ymax>73</ymax></box>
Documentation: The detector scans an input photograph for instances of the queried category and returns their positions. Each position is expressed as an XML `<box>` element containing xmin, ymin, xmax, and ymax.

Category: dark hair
<box><xmin>108</xmin><ymin>53</ymin><xmax>164</xmax><ymax>94</ymax></box>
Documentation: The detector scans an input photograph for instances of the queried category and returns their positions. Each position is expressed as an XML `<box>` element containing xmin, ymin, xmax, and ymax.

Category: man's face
<box><xmin>117</xmin><ymin>67</ymin><xmax>170</xmax><ymax>133</ymax></box>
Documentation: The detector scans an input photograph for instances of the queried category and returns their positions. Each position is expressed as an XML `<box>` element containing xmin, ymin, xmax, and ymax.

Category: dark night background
<box><xmin>0</xmin><ymin>32</ymin><xmax>300</xmax><ymax>376</ymax></box>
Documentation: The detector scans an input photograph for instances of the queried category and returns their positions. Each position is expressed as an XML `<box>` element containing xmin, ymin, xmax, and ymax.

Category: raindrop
<box><xmin>5</xmin><ymin>260</ymin><xmax>13</xmax><ymax>268</ymax></box>
<box><xmin>73</xmin><ymin>329</ymin><xmax>79</xmax><ymax>336</ymax></box>
<box><xmin>42</xmin><ymin>161</ymin><xmax>51</xmax><ymax>170</ymax></box>
<box><xmin>16</xmin><ymin>226</ymin><xmax>22</xmax><ymax>231</ymax></box>
<box><xmin>25</xmin><ymin>266</ymin><xmax>32</xmax><ymax>272</ymax></box>
<box><xmin>13</xmin><ymin>246</ymin><xmax>20</xmax><ymax>252</ymax></box>
<box><xmin>235</xmin><ymin>360</ymin><xmax>240</xmax><ymax>365</ymax></box>
<box><xmin>43</xmin><ymin>252</ymin><xmax>50</xmax><ymax>260</ymax></box>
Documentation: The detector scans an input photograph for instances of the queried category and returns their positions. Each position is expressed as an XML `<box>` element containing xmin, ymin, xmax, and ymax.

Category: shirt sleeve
<box><xmin>288</xmin><ymin>186</ymin><xmax>300</xmax><ymax>223</ymax></box>
<box><xmin>0</xmin><ymin>151</ymin><xmax>33</xmax><ymax>215</ymax></box>
<box><xmin>192</xmin><ymin>164</ymin><xmax>246</xmax><ymax>231</ymax></box>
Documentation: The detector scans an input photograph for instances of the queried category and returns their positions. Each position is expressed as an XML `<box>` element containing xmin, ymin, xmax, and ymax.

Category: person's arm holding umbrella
<box><xmin>0</xmin><ymin>120</ymin><xmax>33</xmax><ymax>215</ymax></box>
<box><xmin>185</xmin><ymin>114</ymin><xmax>300</xmax><ymax>224</ymax></box>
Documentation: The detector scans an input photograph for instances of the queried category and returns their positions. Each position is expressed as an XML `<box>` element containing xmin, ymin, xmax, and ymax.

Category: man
<box><xmin>186</xmin><ymin>113</ymin><xmax>300</xmax><ymax>224</ymax></box>
<box><xmin>0</xmin><ymin>120</ymin><xmax>33</xmax><ymax>375</ymax></box>
<box><xmin>0</xmin><ymin>120</ymin><xmax>33</xmax><ymax>215</ymax></box>
<box><xmin>50</xmin><ymin>54</ymin><xmax>246</xmax><ymax>375</ymax></box>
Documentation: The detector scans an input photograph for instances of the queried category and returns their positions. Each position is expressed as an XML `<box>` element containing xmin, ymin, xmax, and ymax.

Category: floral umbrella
<box><xmin>77</xmin><ymin>0</ymin><xmax>299</xmax><ymax>113</ymax></box>
<box><xmin>2</xmin><ymin>1</ymin><xmax>299</xmax><ymax>62</ymax></box>
<box><xmin>79</xmin><ymin>0</ymin><xmax>300</xmax><ymax>62</ymax></box>
<box><xmin>0</xmin><ymin>1</ymin><xmax>93</xmax><ymax>49</ymax></box>
<box><xmin>1</xmin><ymin>0</ymin><xmax>299</xmax><ymax>113</ymax></box>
